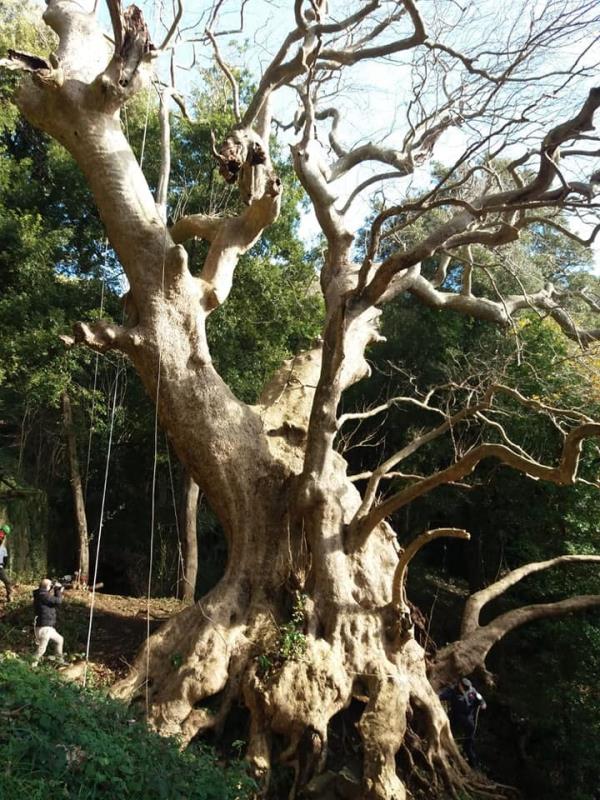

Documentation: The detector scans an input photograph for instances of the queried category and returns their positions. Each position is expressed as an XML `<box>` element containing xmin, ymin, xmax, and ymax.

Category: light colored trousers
<box><xmin>34</xmin><ymin>626</ymin><xmax>64</xmax><ymax>662</ymax></box>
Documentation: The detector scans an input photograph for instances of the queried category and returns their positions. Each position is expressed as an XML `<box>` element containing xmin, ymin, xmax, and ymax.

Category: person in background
<box><xmin>32</xmin><ymin>578</ymin><xmax>65</xmax><ymax>666</ymax></box>
<box><xmin>0</xmin><ymin>524</ymin><xmax>12</xmax><ymax>602</ymax></box>
<box><xmin>439</xmin><ymin>677</ymin><xmax>487</xmax><ymax>768</ymax></box>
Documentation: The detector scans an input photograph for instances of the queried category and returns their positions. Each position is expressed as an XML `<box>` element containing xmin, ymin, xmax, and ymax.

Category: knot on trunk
<box><xmin>217</xmin><ymin>137</ymin><xmax>266</xmax><ymax>182</ymax></box>
<box><xmin>382</xmin><ymin>603</ymin><xmax>414</xmax><ymax>646</ymax></box>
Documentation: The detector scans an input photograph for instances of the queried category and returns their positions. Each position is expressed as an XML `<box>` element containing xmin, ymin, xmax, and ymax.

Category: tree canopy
<box><xmin>1</xmin><ymin>2</ymin><xmax>600</xmax><ymax>799</ymax></box>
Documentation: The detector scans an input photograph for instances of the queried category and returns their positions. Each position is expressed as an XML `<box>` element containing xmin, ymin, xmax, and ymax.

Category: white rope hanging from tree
<box><xmin>82</xmin><ymin>76</ymin><xmax>157</xmax><ymax>685</ymax></box>
<box><xmin>83</xmin><ymin>257</ymin><xmax>106</xmax><ymax>502</ymax></box>
<box><xmin>83</xmin><ymin>361</ymin><xmax>121</xmax><ymax>687</ymax></box>
<box><xmin>165</xmin><ymin>437</ymin><xmax>185</xmax><ymax>598</ymax></box>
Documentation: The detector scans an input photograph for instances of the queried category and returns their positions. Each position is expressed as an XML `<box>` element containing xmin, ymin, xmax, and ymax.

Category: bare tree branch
<box><xmin>205</xmin><ymin>29</ymin><xmax>241</xmax><ymax>124</ymax></box>
<box><xmin>318</xmin><ymin>0</ymin><xmax>426</xmax><ymax>66</ymax></box>
<box><xmin>392</xmin><ymin>528</ymin><xmax>470</xmax><ymax>609</ymax></box>
<box><xmin>430</xmin><ymin>550</ymin><xmax>600</xmax><ymax>688</ymax></box>
<box><xmin>0</xmin><ymin>48</ymin><xmax>63</xmax><ymax>86</ymax></box>
<box><xmin>338</xmin><ymin>394</ymin><xmax>447</xmax><ymax>429</ymax></box>
<box><xmin>358</xmin><ymin>87</ymin><xmax>600</xmax><ymax>308</ymax></box>
<box><xmin>352</xmin><ymin>403</ymin><xmax>600</xmax><ymax>547</ymax></box>
<box><xmin>431</xmin><ymin>593</ymin><xmax>600</xmax><ymax>690</ymax></box>
<box><xmin>157</xmin><ymin>0</ymin><xmax>183</xmax><ymax>52</ymax></box>
<box><xmin>170</xmin><ymin>214</ymin><xmax>224</xmax><ymax>243</ymax></box>
<box><xmin>461</xmin><ymin>554</ymin><xmax>600</xmax><ymax>637</ymax></box>
<box><xmin>173</xmin><ymin>178</ymin><xmax>282</xmax><ymax>311</ymax></box>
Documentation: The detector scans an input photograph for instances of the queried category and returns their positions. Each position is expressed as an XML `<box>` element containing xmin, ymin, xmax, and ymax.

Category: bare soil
<box><xmin>0</xmin><ymin>583</ymin><xmax>186</xmax><ymax>685</ymax></box>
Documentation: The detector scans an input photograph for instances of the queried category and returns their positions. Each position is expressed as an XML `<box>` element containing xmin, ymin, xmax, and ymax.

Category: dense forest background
<box><xmin>1</xmin><ymin>3</ymin><xmax>599</xmax><ymax>799</ymax></box>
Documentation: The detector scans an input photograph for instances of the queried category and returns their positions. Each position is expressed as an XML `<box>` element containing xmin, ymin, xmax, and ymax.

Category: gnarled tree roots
<box><xmin>112</xmin><ymin>581</ymin><xmax>515</xmax><ymax>800</ymax></box>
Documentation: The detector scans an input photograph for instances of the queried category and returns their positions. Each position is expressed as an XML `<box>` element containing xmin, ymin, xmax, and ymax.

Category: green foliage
<box><xmin>0</xmin><ymin>654</ymin><xmax>255</xmax><ymax>799</ymax></box>
<box><xmin>170</xmin><ymin>652</ymin><xmax>183</xmax><ymax>670</ymax></box>
<box><xmin>278</xmin><ymin>623</ymin><xmax>308</xmax><ymax>662</ymax></box>
<box><xmin>257</xmin><ymin>653</ymin><xmax>273</xmax><ymax>673</ymax></box>
<box><xmin>0</xmin><ymin>0</ymin><xmax>115</xmax><ymax>581</ymax></box>
<box><xmin>208</xmin><ymin>253</ymin><xmax>322</xmax><ymax>403</ymax></box>
<box><xmin>504</xmin><ymin>618</ymin><xmax>600</xmax><ymax>800</ymax></box>
<box><xmin>278</xmin><ymin>591</ymin><xmax>308</xmax><ymax>661</ymax></box>
<box><xmin>0</xmin><ymin>478</ymin><xmax>48</xmax><ymax>578</ymax></box>
<box><xmin>257</xmin><ymin>592</ymin><xmax>308</xmax><ymax>677</ymax></box>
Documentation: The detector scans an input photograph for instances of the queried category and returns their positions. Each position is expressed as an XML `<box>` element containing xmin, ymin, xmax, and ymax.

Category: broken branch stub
<box><xmin>5</xmin><ymin>49</ymin><xmax>53</xmax><ymax>72</ymax></box>
<box><xmin>101</xmin><ymin>0</ymin><xmax>154</xmax><ymax>100</ymax></box>
<box><xmin>0</xmin><ymin>49</ymin><xmax>63</xmax><ymax>87</ymax></box>
<box><xmin>120</xmin><ymin>6</ymin><xmax>153</xmax><ymax>83</ymax></box>
<box><xmin>214</xmin><ymin>129</ymin><xmax>271</xmax><ymax>205</ymax></box>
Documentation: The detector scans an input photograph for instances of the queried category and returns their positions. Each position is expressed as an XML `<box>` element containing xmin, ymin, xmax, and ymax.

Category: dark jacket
<box><xmin>33</xmin><ymin>587</ymin><xmax>62</xmax><ymax>628</ymax></box>
<box><xmin>439</xmin><ymin>685</ymin><xmax>486</xmax><ymax>725</ymax></box>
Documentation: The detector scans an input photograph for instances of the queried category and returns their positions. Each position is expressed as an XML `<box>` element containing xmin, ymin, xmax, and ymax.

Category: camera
<box><xmin>51</xmin><ymin>575</ymin><xmax>73</xmax><ymax>590</ymax></box>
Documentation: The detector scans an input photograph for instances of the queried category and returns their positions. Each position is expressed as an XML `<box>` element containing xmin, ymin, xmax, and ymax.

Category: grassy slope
<box><xmin>0</xmin><ymin>653</ymin><xmax>255</xmax><ymax>800</ymax></box>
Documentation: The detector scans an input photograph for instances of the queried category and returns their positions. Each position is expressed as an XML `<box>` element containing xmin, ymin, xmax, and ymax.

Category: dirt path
<box><xmin>0</xmin><ymin>584</ymin><xmax>186</xmax><ymax>683</ymax></box>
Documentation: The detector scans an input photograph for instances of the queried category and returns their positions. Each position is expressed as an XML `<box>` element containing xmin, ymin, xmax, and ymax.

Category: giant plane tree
<box><xmin>2</xmin><ymin>1</ymin><xmax>600</xmax><ymax>798</ymax></box>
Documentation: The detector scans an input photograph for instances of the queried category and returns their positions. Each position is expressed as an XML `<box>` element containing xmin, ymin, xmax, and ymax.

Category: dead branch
<box><xmin>61</xmin><ymin>320</ymin><xmax>141</xmax><ymax>355</ymax></box>
<box><xmin>0</xmin><ymin>49</ymin><xmax>63</xmax><ymax>86</ymax></box>
<box><xmin>157</xmin><ymin>0</ymin><xmax>183</xmax><ymax>52</ymax></box>
<box><xmin>105</xmin><ymin>0</ymin><xmax>153</xmax><ymax>89</ymax></box>
<box><xmin>358</xmin><ymin>87</ymin><xmax>600</xmax><ymax>308</ymax></box>
<box><xmin>352</xmin><ymin>401</ymin><xmax>600</xmax><ymax>547</ymax></box>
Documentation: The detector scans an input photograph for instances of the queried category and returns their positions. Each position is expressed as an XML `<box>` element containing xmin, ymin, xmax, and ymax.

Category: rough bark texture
<box><xmin>3</xmin><ymin>3</ymin><xmax>600</xmax><ymax>799</ymax></box>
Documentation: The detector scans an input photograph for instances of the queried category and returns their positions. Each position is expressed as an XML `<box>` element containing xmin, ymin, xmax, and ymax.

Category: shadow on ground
<box><xmin>0</xmin><ymin>584</ymin><xmax>185</xmax><ymax>683</ymax></box>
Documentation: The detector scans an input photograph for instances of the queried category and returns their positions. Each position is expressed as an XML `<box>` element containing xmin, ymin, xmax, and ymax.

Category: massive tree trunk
<box><xmin>3</xmin><ymin>2</ymin><xmax>600</xmax><ymax>799</ymax></box>
<box><xmin>114</xmin><ymin>364</ymin><xmax>471</xmax><ymax>800</ymax></box>
<box><xmin>61</xmin><ymin>390</ymin><xmax>89</xmax><ymax>584</ymax></box>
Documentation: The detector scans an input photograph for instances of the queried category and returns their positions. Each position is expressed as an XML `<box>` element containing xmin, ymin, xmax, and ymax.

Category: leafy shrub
<box><xmin>257</xmin><ymin>592</ymin><xmax>307</xmax><ymax>678</ymax></box>
<box><xmin>0</xmin><ymin>654</ymin><xmax>255</xmax><ymax>799</ymax></box>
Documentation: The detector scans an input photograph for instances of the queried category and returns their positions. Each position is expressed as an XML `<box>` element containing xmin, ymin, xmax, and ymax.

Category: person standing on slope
<box><xmin>32</xmin><ymin>578</ymin><xmax>65</xmax><ymax>666</ymax></box>
<box><xmin>0</xmin><ymin>524</ymin><xmax>12</xmax><ymax>602</ymax></box>
<box><xmin>439</xmin><ymin>677</ymin><xmax>487</xmax><ymax>768</ymax></box>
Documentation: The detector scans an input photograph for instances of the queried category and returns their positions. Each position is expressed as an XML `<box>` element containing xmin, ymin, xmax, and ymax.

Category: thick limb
<box><xmin>430</xmin><ymin>554</ymin><xmax>600</xmax><ymax>689</ymax></box>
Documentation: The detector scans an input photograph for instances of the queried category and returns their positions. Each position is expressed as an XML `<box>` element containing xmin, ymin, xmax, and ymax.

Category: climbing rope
<box><xmin>145</xmin><ymin>200</ymin><xmax>170</xmax><ymax>717</ymax></box>
<box><xmin>82</xmin><ymin>71</ymin><xmax>155</xmax><ymax>684</ymax></box>
<box><xmin>83</xmin><ymin>362</ymin><xmax>122</xmax><ymax>687</ymax></box>
<box><xmin>146</xmin><ymin>341</ymin><xmax>162</xmax><ymax>715</ymax></box>
<box><xmin>83</xmin><ymin>244</ymin><xmax>107</xmax><ymax>500</ymax></box>
<box><xmin>165</xmin><ymin>437</ymin><xmax>185</xmax><ymax>597</ymax></box>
